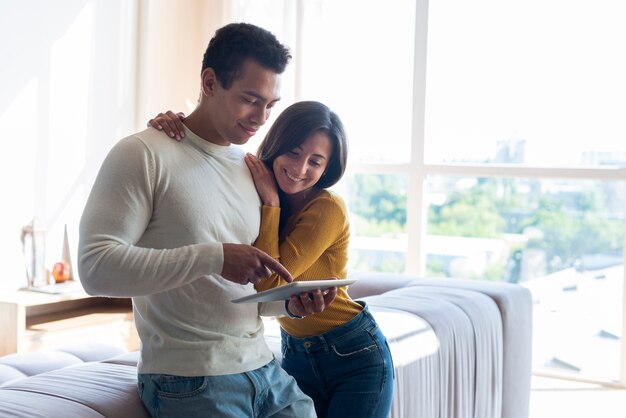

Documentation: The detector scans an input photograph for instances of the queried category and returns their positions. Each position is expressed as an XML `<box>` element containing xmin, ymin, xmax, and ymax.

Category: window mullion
<box><xmin>406</xmin><ymin>0</ymin><xmax>430</xmax><ymax>275</ymax></box>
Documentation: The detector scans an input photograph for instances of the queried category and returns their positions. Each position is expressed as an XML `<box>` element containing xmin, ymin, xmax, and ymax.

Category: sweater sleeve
<box><xmin>255</xmin><ymin>194</ymin><xmax>348</xmax><ymax>292</ymax></box>
<box><xmin>78</xmin><ymin>136</ymin><xmax>223</xmax><ymax>297</ymax></box>
<box><xmin>253</xmin><ymin>205</ymin><xmax>281</xmax><ymax>259</ymax></box>
<box><xmin>258</xmin><ymin>300</ymin><xmax>289</xmax><ymax>317</ymax></box>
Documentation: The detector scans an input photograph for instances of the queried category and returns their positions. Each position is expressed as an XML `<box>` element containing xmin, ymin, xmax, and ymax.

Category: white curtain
<box><xmin>0</xmin><ymin>0</ymin><xmax>138</xmax><ymax>291</ymax></box>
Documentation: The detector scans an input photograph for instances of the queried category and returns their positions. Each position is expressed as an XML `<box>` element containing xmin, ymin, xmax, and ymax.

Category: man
<box><xmin>78</xmin><ymin>23</ymin><xmax>334</xmax><ymax>417</ymax></box>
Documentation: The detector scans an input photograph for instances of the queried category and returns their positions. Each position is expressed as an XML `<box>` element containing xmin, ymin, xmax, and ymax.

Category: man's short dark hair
<box><xmin>202</xmin><ymin>23</ymin><xmax>292</xmax><ymax>89</ymax></box>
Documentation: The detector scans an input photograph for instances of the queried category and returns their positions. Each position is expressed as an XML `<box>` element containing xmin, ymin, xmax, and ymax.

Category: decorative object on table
<box><xmin>20</xmin><ymin>218</ymin><xmax>48</xmax><ymax>288</ymax></box>
<box><xmin>52</xmin><ymin>224</ymin><xmax>74</xmax><ymax>283</ymax></box>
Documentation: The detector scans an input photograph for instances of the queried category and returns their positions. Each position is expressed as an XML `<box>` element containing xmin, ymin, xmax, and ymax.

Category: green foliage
<box><xmin>482</xmin><ymin>261</ymin><xmax>505</xmax><ymax>281</ymax></box>
<box><xmin>349</xmin><ymin>250</ymin><xmax>405</xmax><ymax>273</ymax></box>
<box><xmin>351</xmin><ymin>214</ymin><xmax>405</xmax><ymax>237</ymax></box>
<box><xmin>521</xmin><ymin>194</ymin><xmax>624</xmax><ymax>273</ymax></box>
<box><xmin>428</xmin><ymin>178</ymin><xmax>506</xmax><ymax>237</ymax></box>
<box><xmin>428</xmin><ymin>201</ymin><xmax>505</xmax><ymax>237</ymax></box>
<box><xmin>425</xmin><ymin>257</ymin><xmax>448</xmax><ymax>277</ymax></box>
<box><xmin>349</xmin><ymin>175</ymin><xmax>407</xmax><ymax>226</ymax></box>
<box><xmin>349</xmin><ymin>173</ymin><xmax>624</xmax><ymax>279</ymax></box>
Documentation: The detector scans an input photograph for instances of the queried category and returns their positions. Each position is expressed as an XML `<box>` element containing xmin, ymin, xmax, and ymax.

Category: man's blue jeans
<box><xmin>280</xmin><ymin>302</ymin><xmax>394</xmax><ymax>418</ymax></box>
<box><xmin>137</xmin><ymin>358</ymin><xmax>315</xmax><ymax>417</ymax></box>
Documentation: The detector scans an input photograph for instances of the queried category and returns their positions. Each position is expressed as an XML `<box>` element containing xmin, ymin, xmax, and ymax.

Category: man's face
<box><xmin>205</xmin><ymin>59</ymin><xmax>281</xmax><ymax>146</ymax></box>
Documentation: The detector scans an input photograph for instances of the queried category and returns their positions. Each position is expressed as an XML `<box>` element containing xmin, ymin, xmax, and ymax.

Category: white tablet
<box><xmin>231</xmin><ymin>279</ymin><xmax>357</xmax><ymax>303</ymax></box>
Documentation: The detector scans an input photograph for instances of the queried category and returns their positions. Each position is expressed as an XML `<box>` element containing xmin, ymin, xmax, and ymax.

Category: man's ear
<box><xmin>201</xmin><ymin>68</ymin><xmax>218</xmax><ymax>96</ymax></box>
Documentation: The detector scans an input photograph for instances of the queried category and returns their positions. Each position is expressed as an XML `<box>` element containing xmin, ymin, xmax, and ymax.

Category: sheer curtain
<box><xmin>0</xmin><ymin>0</ymin><xmax>138</xmax><ymax>291</ymax></box>
<box><xmin>0</xmin><ymin>0</ymin><xmax>299</xmax><ymax>291</ymax></box>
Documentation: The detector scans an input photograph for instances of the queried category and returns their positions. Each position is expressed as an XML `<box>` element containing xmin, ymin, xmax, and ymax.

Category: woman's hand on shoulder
<box><xmin>244</xmin><ymin>153</ymin><xmax>280</xmax><ymax>207</ymax></box>
<box><xmin>147</xmin><ymin>111</ymin><xmax>186</xmax><ymax>141</ymax></box>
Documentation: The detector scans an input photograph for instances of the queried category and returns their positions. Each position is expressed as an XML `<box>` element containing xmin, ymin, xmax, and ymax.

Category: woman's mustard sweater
<box><xmin>254</xmin><ymin>190</ymin><xmax>362</xmax><ymax>337</ymax></box>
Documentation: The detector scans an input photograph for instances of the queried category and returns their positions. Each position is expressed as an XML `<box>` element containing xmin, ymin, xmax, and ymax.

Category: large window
<box><xmin>425</xmin><ymin>0</ymin><xmax>626</xmax><ymax>169</ymax></box>
<box><xmin>290</xmin><ymin>0</ymin><xmax>418</xmax><ymax>273</ymax></box>
<box><xmin>295</xmin><ymin>0</ymin><xmax>416</xmax><ymax>164</ymax></box>
<box><xmin>425</xmin><ymin>176</ymin><xmax>625</xmax><ymax>381</ymax></box>
<box><xmin>422</xmin><ymin>0</ymin><xmax>626</xmax><ymax>384</ymax></box>
<box><xmin>267</xmin><ymin>0</ymin><xmax>626</xmax><ymax>385</ymax></box>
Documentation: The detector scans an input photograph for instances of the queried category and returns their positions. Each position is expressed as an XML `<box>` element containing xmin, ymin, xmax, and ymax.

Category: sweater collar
<box><xmin>183</xmin><ymin>125</ymin><xmax>232</xmax><ymax>156</ymax></box>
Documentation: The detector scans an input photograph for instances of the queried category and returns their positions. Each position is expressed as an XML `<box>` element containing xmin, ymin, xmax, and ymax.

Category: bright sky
<box><xmin>263</xmin><ymin>0</ymin><xmax>626</xmax><ymax>167</ymax></box>
<box><xmin>425</xmin><ymin>0</ymin><xmax>626</xmax><ymax>166</ymax></box>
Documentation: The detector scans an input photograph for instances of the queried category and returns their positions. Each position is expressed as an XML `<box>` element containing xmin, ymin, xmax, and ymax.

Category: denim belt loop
<box><xmin>282</xmin><ymin>335</ymin><xmax>293</xmax><ymax>356</ymax></box>
<box><xmin>281</xmin><ymin>300</ymin><xmax>376</xmax><ymax>351</ymax></box>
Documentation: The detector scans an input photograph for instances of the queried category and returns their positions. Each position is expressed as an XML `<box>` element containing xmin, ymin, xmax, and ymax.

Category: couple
<box><xmin>78</xmin><ymin>23</ymin><xmax>393</xmax><ymax>418</ymax></box>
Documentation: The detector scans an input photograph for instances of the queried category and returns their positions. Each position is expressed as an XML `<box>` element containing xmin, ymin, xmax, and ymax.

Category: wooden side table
<box><xmin>0</xmin><ymin>286</ymin><xmax>139</xmax><ymax>356</ymax></box>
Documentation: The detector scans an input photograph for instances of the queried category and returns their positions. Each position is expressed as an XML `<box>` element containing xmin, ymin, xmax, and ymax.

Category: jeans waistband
<box><xmin>280</xmin><ymin>301</ymin><xmax>377</xmax><ymax>352</ymax></box>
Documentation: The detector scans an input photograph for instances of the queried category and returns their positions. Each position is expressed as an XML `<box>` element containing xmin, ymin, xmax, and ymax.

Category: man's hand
<box><xmin>222</xmin><ymin>243</ymin><xmax>292</xmax><ymax>285</ymax></box>
<box><xmin>287</xmin><ymin>285</ymin><xmax>338</xmax><ymax>318</ymax></box>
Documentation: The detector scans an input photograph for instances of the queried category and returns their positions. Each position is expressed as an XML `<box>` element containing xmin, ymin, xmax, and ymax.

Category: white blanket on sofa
<box><xmin>263</xmin><ymin>285</ymin><xmax>504</xmax><ymax>418</ymax></box>
<box><xmin>364</xmin><ymin>286</ymin><xmax>503</xmax><ymax>418</ymax></box>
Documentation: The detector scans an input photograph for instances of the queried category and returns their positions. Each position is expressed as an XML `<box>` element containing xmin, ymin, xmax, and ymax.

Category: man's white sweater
<box><xmin>78</xmin><ymin>127</ymin><xmax>285</xmax><ymax>376</ymax></box>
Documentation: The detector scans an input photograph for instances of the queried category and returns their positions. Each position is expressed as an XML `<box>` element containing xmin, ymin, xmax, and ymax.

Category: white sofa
<box><xmin>345</xmin><ymin>272</ymin><xmax>533</xmax><ymax>418</ymax></box>
<box><xmin>0</xmin><ymin>273</ymin><xmax>532</xmax><ymax>418</ymax></box>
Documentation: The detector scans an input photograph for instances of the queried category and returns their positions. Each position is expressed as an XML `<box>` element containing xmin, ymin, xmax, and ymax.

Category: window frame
<box><xmin>327</xmin><ymin>0</ymin><xmax>626</xmax><ymax>387</ymax></box>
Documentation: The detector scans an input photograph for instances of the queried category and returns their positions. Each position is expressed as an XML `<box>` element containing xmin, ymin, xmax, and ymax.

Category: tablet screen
<box><xmin>231</xmin><ymin>279</ymin><xmax>357</xmax><ymax>303</ymax></box>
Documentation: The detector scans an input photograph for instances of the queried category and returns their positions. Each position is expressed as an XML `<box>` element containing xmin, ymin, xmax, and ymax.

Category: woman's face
<box><xmin>272</xmin><ymin>131</ymin><xmax>333</xmax><ymax>196</ymax></box>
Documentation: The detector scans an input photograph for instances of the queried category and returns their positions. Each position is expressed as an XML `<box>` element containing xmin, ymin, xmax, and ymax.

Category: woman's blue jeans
<box><xmin>280</xmin><ymin>302</ymin><xmax>394</xmax><ymax>418</ymax></box>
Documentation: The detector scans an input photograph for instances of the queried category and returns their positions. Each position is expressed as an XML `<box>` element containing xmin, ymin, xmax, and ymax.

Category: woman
<box><xmin>150</xmin><ymin>101</ymin><xmax>394</xmax><ymax>418</ymax></box>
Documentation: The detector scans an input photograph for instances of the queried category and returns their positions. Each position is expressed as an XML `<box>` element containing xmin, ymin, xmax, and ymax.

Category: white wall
<box><xmin>0</xmin><ymin>0</ymin><xmax>297</xmax><ymax>291</ymax></box>
<box><xmin>135</xmin><ymin>0</ymin><xmax>233</xmax><ymax>123</ymax></box>
<box><xmin>0</xmin><ymin>0</ymin><xmax>138</xmax><ymax>291</ymax></box>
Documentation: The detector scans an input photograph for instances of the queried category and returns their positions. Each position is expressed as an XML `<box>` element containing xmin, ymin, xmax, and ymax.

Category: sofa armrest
<box><xmin>349</xmin><ymin>272</ymin><xmax>533</xmax><ymax>418</ymax></box>
<box><xmin>407</xmin><ymin>277</ymin><xmax>533</xmax><ymax>418</ymax></box>
<box><xmin>347</xmin><ymin>271</ymin><xmax>419</xmax><ymax>299</ymax></box>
